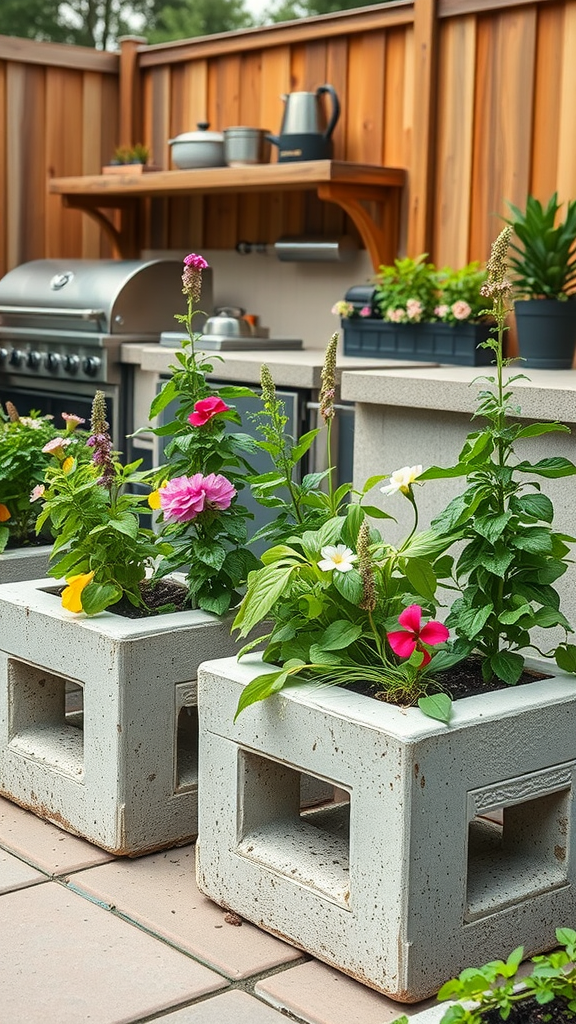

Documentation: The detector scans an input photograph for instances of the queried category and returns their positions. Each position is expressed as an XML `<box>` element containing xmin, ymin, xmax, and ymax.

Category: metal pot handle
<box><xmin>317</xmin><ymin>85</ymin><xmax>340</xmax><ymax>141</ymax></box>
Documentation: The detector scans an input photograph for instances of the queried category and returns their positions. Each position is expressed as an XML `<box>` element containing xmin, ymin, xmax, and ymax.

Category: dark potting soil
<box><xmin>109</xmin><ymin>578</ymin><xmax>189</xmax><ymax>617</ymax></box>
<box><xmin>483</xmin><ymin>997</ymin><xmax>575</xmax><ymax>1024</ymax></box>
<box><xmin>348</xmin><ymin>656</ymin><xmax>549</xmax><ymax>703</ymax></box>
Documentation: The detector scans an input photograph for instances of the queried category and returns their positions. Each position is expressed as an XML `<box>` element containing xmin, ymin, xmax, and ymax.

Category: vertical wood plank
<box><xmin>556</xmin><ymin>0</ymin><xmax>576</xmax><ymax>201</ymax></box>
<box><xmin>46</xmin><ymin>68</ymin><xmax>84</xmax><ymax>258</ymax></box>
<box><xmin>346</xmin><ymin>32</ymin><xmax>386</xmax><ymax>164</ymax></box>
<box><xmin>0</xmin><ymin>62</ymin><xmax>6</xmax><ymax>276</ymax></box>
<box><xmin>433</xmin><ymin>15</ymin><xmax>476</xmax><ymax>266</ymax></box>
<box><xmin>530</xmin><ymin>2</ymin><xmax>563</xmax><ymax>198</ymax></box>
<box><xmin>407</xmin><ymin>0</ymin><xmax>438</xmax><ymax>257</ymax></box>
<box><xmin>119</xmin><ymin>36</ymin><xmax>145</xmax><ymax>148</ymax></box>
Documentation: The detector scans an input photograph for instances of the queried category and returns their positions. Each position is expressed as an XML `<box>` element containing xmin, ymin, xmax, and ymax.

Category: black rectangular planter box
<box><xmin>342</xmin><ymin>319</ymin><xmax>493</xmax><ymax>366</ymax></box>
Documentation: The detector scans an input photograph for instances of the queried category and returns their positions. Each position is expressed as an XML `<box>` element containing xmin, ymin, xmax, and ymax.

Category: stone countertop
<box><xmin>121</xmin><ymin>343</ymin><xmax>436</xmax><ymax>390</ymax></box>
<box><xmin>340</xmin><ymin>364</ymin><xmax>576</xmax><ymax>422</ymax></box>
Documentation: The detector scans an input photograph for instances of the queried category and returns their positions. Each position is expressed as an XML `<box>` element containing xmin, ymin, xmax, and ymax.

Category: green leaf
<box><xmin>234</xmin><ymin>669</ymin><xmax>289</xmax><ymax>719</ymax></box>
<box><xmin>499</xmin><ymin>604</ymin><xmax>531</xmax><ymax>625</ymax></box>
<box><xmin>0</xmin><ymin>526</ymin><xmax>10</xmax><ymax>552</ymax></box>
<box><xmin>515</xmin><ymin>422</ymin><xmax>570</xmax><ymax>439</ymax></box>
<box><xmin>320</xmin><ymin>620</ymin><xmax>363</xmax><ymax>650</ymax></box>
<box><xmin>556</xmin><ymin>644</ymin><xmax>576</xmax><ymax>673</ymax></box>
<box><xmin>419</xmin><ymin>464</ymin><xmax>469</xmax><ymax>481</ymax></box>
<box><xmin>456</xmin><ymin>603</ymin><xmax>493</xmax><ymax>640</ymax></box>
<box><xmin>298</xmin><ymin>594</ymin><xmax>323</xmax><ymax>619</ymax></box>
<box><xmin>149</xmin><ymin>377</ymin><xmax>178</xmax><ymax>418</ymax></box>
<box><xmin>532</xmin><ymin>606</ymin><xmax>572</xmax><ymax>630</ymax></box>
<box><xmin>233</xmin><ymin>564</ymin><xmax>296</xmax><ymax>636</ymax></box>
<box><xmin>308</xmin><ymin>645</ymin><xmax>343</xmax><ymax>665</ymax></box>
<box><xmin>109</xmin><ymin>515</ymin><xmax>139</xmax><ymax>539</ymax></box>
<box><xmin>81</xmin><ymin>582</ymin><xmax>122</xmax><ymax>615</ymax></box>
<box><xmin>360</xmin><ymin>505</ymin><xmax>394</xmax><ymax>520</ymax></box>
<box><xmin>292</xmin><ymin>428</ymin><xmax>322</xmax><ymax>462</ymax></box>
<box><xmin>511</xmin><ymin>528</ymin><xmax>553</xmax><ymax>554</ymax></box>
<box><xmin>514</xmin><ymin>492</ymin><xmax>554</xmax><ymax>522</ymax></box>
<box><xmin>418</xmin><ymin>693</ymin><xmax>452</xmax><ymax>724</ymax></box>
<box><xmin>515</xmin><ymin>457</ymin><xmax>576</xmax><ymax>478</ymax></box>
<box><xmin>474</xmin><ymin>512</ymin><xmax>512</xmax><ymax>545</ymax></box>
<box><xmin>260</xmin><ymin>544</ymin><xmax>303</xmax><ymax>566</ymax></box>
<box><xmin>483</xmin><ymin>544</ymin><xmax>514</xmax><ymax>576</ymax></box>
<box><xmin>198</xmin><ymin>590</ymin><xmax>232</xmax><ymax>615</ymax></box>
<box><xmin>315</xmin><ymin>517</ymin><xmax>345</xmax><ymax>549</ymax></box>
<box><xmin>403</xmin><ymin>557</ymin><xmax>437</xmax><ymax>602</ymax></box>
<box><xmin>332</xmin><ymin>568</ymin><xmax>363</xmax><ymax>605</ymax></box>
<box><xmin>491</xmin><ymin>650</ymin><xmax>524</xmax><ymax>685</ymax></box>
<box><xmin>361</xmin><ymin>474</ymin><xmax>388</xmax><ymax>493</ymax></box>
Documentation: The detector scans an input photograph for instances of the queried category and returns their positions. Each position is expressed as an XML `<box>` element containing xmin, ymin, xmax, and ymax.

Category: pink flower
<box><xmin>159</xmin><ymin>473</ymin><xmax>236</xmax><ymax>523</ymax></box>
<box><xmin>387</xmin><ymin>307</ymin><xmax>405</xmax><ymax>323</ymax></box>
<box><xmin>188</xmin><ymin>396</ymin><xmax>231</xmax><ymax>427</ymax></box>
<box><xmin>29</xmin><ymin>484</ymin><xmax>45</xmax><ymax>503</ymax></box>
<box><xmin>42</xmin><ymin>437</ymin><xmax>71</xmax><ymax>458</ymax></box>
<box><xmin>183</xmin><ymin>253</ymin><xmax>209</xmax><ymax>270</ymax></box>
<box><xmin>386</xmin><ymin>604</ymin><xmax>449</xmax><ymax>667</ymax></box>
<box><xmin>451</xmin><ymin>300</ymin><xmax>472</xmax><ymax>321</ymax></box>
<box><xmin>406</xmin><ymin>299</ymin><xmax>423</xmax><ymax>321</ymax></box>
<box><xmin>359</xmin><ymin>306</ymin><xmax>372</xmax><ymax>317</ymax></box>
<box><xmin>434</xmin><ymin>304</ymin><xmax>449</xmax><ymax>319</ymax></box>
<box><xmin>61</xmin><ymin>412</ymin><xmax>85</xmax><ymax>432</ymax></box>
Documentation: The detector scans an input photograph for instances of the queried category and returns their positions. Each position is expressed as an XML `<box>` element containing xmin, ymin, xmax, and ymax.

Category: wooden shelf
<box><xmin>48</xmin><ymin>161</ymin><xmax>406</xmax><ymax>268</ymax></box>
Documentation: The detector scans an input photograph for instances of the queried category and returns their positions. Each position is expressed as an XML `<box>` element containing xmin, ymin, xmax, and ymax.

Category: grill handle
<box><xmin>0</xmin><ymin>306</ymin><xmax>106</xmax><ymax>321</ymax></box>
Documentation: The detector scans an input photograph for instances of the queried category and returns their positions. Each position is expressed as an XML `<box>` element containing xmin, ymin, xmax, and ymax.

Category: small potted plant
<box><xmin>506</xmin><ymin>192</ymin><xmax>576</xmax><ymax>368</ymax></box>
<box><xmin>336</xmin><ymin>255</ymin><xmax>491</xmax><ymax>365</ymax></box>
<box><xmin>0</xmin><ymin>401</ymin><xmax>86</xmax><ymax>583</ymax></box>
<box><xmin>103</xmin><ymin>142</ymin><xmax>156</xmax><ymax>175</ymax></box>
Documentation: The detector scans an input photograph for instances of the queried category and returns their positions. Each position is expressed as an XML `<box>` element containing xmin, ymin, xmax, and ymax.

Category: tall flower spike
<box><xmin>357</xmin><ymin>520</ymin><xmax>377</xmax><ymax>612</ymax></box>
<box><xmin>182</xmin><ymin>253</ymin><xmax>209</xmax><ymax>303</ymax></box>
<box><xmin>87</xmin><ymin>390</ymin><xmax>115</xmax><ymax>488</ymax></box>
<box><xmin>319</xmin><ymin>332</ymin><xmax>338</xmax><ymax>423</ymax></box>
<box><xmin>480</xmin><ymin>226</ymin><xmax>512</xmax><ymax>299</ymax></box>
<box><xmin>260</xmin><ymin>364</ymin><xmax>276</xmax><ymax>411</ymax></box>
<box><xmin>5</xmin><ymin>400</ymin><xmax>19</xmax><ymax>422</ymax></box>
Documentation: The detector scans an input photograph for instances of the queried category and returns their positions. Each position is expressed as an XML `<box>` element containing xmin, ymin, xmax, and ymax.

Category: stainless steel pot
<box><xmin>203</xmin><ymin>308</ymin><xmax>253</xmax><ymax>338</ymax></box>
<box><xmin>168</xmin><ymin>122</ymin><xmax>225</xmax><ymax>169</ymax></box>
<box><xmin>223</xmin><ymin>127</ymin><xmax>271</xmax><ymax>167</ymax></box>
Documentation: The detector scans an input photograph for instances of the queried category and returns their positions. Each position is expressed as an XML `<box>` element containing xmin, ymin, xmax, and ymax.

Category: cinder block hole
<box><xmin>175</xmin><ymin>705</ymin><xmax>198</xmax><ymax>791</ymax></box>
<box><xmin>237</xmin><ymin>750</ymin><xmax>351</xmax><ymax>907</ymax></box>
<box><xmin>7</xmin><ymin>658</ymin><xmax>84</xmax><ymax>777</ymax></box>
<box><xmin>466</xmin><ymin>788</ymin><xmax>570</xmax><ymax>921</ymax></box>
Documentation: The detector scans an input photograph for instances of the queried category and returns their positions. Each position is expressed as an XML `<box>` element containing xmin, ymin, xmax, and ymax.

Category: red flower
<box><xmin>386</xmin><ymin>604</ymin><xmax>449</xmax><ymax>667</ymax></box>
<box><xmin>188</xmin><ymin>396</ymin><xmax>231</xmax><ymax>427</ymax></box>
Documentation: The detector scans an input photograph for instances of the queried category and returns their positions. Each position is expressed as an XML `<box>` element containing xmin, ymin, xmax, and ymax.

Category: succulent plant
<box><xmin>506</xmin><ymin>192</ymin><xmax>576</xmax><ymax>300</ymax></box>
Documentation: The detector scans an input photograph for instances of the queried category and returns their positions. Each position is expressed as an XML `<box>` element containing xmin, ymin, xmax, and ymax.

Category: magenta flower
<box><xmin>359</xmin><ymin>306</ymin><xmax>372</xmax><ymax>317</ymax></box>
<box><xmin>159</xmin><ymin>473</ymin><xmax>236</xmax><ymax>523</ymax></box>
<box><xmin>183</xmin><ymin>253</ymin><xmax>209</xmax><ymax>271</ymax></box>
<box><xmin>387</xmin><ymin>604</ymin><xmax>449</xmax><ymax>667</ymax></box>
<box><xmin>188</xmin><ymin>396</ymin><xmax>231</xmax><ymax>427</ymax></box>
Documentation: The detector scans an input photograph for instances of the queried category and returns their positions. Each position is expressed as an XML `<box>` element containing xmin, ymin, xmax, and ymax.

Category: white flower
<box><xmin>317</xmin><ymin>544</ymin><xmax>358</xmax><ymax>573</ymax></box>
<box><xmin>380</xmin><ymin>465</ymin><xmax>423</xmax><ymax>496</ymax></box>
<box><xmin>29</xmin><ymin>484</ymin><xmax>45</xmax><ymax>503</ymax></box>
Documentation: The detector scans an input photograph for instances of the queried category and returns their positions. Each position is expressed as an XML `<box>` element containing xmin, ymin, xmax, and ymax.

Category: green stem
<box><xmin>326</xmin><ymin>416</ymin><xmax>335</xmax><ymax>513</ymax></box>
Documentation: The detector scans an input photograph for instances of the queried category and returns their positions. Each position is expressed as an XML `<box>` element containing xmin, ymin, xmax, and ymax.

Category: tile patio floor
<box><xmin>0</xmin><ymin>795</ymin><xmax>438</xmax><ymax>1024</ymax></box>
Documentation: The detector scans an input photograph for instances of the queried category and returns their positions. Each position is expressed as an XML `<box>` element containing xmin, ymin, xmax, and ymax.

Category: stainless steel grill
<box><xmin>0</xmin><ymin>258</ymin><xmax>205</xmax><ymax>385</ymax></box>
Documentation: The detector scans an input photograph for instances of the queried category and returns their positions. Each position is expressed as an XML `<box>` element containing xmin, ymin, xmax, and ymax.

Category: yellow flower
<box><xmin>62</xmin><ymin>456</ymin><xmax>74</xmax><ymax>474</ymax></box>
<box><xmin>61</xmin><ymin>572</ymin><xmax>95</xmax><ymax>613</ymax></box>
<box><xmin>147</xmin><ymin>480</ymin><xmax>168</xmax><ymax>510</ymax></box>
<box><xmin>0</xmin><ymin>504</ymin><xmax>11</xmax><ymax>522</ymax></box>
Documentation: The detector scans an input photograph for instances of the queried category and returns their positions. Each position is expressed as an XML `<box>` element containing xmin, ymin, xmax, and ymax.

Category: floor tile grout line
<box><xmin>57</xmin><ymin>874</ymin><xmax>311</xmax><ymax>990</ymax></box>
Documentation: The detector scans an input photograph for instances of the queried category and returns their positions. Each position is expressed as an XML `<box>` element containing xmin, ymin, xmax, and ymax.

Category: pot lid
<box><xmin>169</xmin><ymin>122</ymin><xmax>224</xmax><ymax>144</ymax></box>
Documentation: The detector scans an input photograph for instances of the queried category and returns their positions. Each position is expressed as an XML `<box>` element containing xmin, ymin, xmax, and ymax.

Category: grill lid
<box><xmin>0</xmin><ymin>258</ymin><xmax>193</xmax><ymax>336</ymax></box>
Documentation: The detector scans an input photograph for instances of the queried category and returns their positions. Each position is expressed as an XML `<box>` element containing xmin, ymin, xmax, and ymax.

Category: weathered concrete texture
<box><xmin>0</xmin><ymin>577</ymin><xmax>239</xmax><ymax>855</ymax></box>
<box><xmin>0</xmin><ymin>545</ymin><xmax>51</xmax><ymax>584</ymax></box>
<box><xmin>196</xmin><ymin>654</ymin><xmax>576</xmax><ymax>1002</ymax></box>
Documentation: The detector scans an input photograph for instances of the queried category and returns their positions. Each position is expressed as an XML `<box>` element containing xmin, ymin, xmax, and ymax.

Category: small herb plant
<box><xmin>36</xmin><ymin>392</ymin><xmax>159</xmax><ymax>615</ymax></box>
<box><xmin>506</xmin><ymin>193</ymin><xmax>576</xmax><ymax>300</ymax></box>
<box><xmin>112</xmin><ymin>143</ymin><xmax>150</xmax><ymax>165</ymax></box>
<box><xmin>146</xmin><ymin>254</ymin><xmax>260</xmax><ymax>615</ymax></box>
<box><xmin>422</xmin><ymin>227</ymin><xmax>576</xmax><ymax>686</ymax></box>
<box><xmin>0</xmin><ymin>403</ymin><xmax>86</xmax><ymax>552</ymax></box>
<box><xmin>428</xmin><ymin>928</ymin><xmax>576</xmax><ymax>1024</ymax></box>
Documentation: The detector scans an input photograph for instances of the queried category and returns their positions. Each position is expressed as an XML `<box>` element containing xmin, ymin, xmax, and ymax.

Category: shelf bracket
<box><xmin>61</xmin><ymin>197</ymin><xmax>140</xmax><ymax>259</ymax></box>
<box><xmin>316</xmin><ymin>183</ymin><xmax>402</xmax><ymax>271</ymax></box>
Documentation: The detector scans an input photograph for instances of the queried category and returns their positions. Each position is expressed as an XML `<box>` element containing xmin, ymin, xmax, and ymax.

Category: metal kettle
<box><xmin>267</xmin><ymin>84</ymin><xmax>340</xmax><ymax>163</ymax></box>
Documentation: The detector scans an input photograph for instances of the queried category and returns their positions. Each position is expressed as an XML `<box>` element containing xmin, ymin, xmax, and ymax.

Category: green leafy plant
<box><xmin>36</xmin><ymin>392</ymin><xmax>159</xmax><ymax>615</ymax></box>
<box><xmin>0</xmin><ymin>402</ymin><xmax>86</xmax><ymax>552</ymax></box>
<box><xmin>145</xmin><ymin>253</ymin><xmax>260</xmax><ymax>615</ymax></box>
<box><xmin>506</xmin><ymin>193</ymin><xmax>576</xmax><ymax>299</ymax></box>
<box><xmin>112</xmin><ymin>143</ymin><xmax>150</xmax><ymax>165</ymax></box>
<box><xmin>422</xmin><ymin>227</ymin><xmax>576</xmax><ymax>686</ymax></box>
<box><xmin>434</xmin><ymin>262</ymin><xmax>488</xmax><ymax>323</ymax></box>
<box><xmin>374</xmin><ymin>254</ymin><xmax>438</xmax><ymax>323</ymax></box>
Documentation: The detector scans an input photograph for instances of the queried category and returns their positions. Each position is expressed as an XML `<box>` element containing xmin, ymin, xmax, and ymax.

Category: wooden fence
<box><xmin>0</xmin><ymin>0</ymin><xmax>575</xmax><ymax>276</ymax></box>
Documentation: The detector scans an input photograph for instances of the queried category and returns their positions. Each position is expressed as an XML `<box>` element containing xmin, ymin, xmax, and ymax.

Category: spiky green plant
<box><xmin>506</xmin><ymin>193</ymin><xmax>576</xmax><ymax>299</ymax></box>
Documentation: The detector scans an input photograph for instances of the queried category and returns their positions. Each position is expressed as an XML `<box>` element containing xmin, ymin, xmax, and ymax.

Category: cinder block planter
<box><xmin>195</xmin><ymin>654</ymin><xmax>576</xmax><ymax>1002</ymax></box>
<box><xmin>0</xmin><ymin>545</ymin><xmax>51</xmax><ymax>584</ymax></box>
<box><xmin>0</xmin><ymin>577</ymin><xmax>239</xmax><ymax>855</ymax></box>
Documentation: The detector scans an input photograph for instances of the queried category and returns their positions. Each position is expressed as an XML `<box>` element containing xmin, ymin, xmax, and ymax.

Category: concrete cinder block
<box><xmin>0</xmin><ymin>546</ymin><xmax>51</xmax><ymax>585</ymax></box>
<box><xmin>195</xmin><ymin>654</ymin><xmax>576</xmax><ymax>1002</ymax></box>
<box><xmin>0</xmin><ymin>577</ymin><xmax>238</xmax><ymax>855</ymax></box>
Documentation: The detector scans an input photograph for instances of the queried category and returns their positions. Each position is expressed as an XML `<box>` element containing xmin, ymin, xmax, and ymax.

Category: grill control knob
<box><xmin>64</xmin><ymin>354</ymin><xmax>80</xmax><ymax>374</ymax></box>
<box><xmin>0</xmin><ymin>348</ymin><xmax>7</xmax><ymax>365</ymax></box>
<box><xmin>45</xmin><ymin>351</ymin><xmax>61</xmax><ymax>372</ymax></box>
<box><xmin>82</xmin><ymin>356</ymin><xmax>101</xmax><ymax>377</ymax></box>
<box><xmin>27</xmin><ymin>350</ymin><xmax>42</xmax><ymax>370</ymax></box>
<box><xmin>9</xmin><ymin>348</ymin><xmax>25</xmax><ymax>368</ymax></box>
